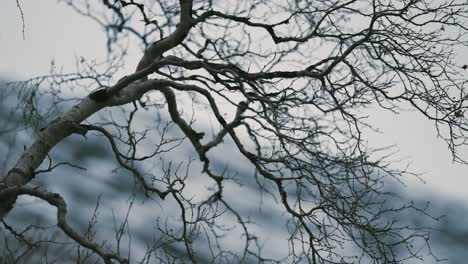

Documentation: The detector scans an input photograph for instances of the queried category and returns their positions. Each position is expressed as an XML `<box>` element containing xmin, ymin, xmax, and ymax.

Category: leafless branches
<box><xmin>2</xmin><ymin>0</ymin><xmax>468</xmax><ymax>263</ymax></box>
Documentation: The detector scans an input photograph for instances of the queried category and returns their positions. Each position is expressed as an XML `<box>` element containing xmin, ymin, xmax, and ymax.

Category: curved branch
<box><xmin>0</xmin><ymin>186</ymin><xmax>128</xmax><ymax>264</ymax></box>
<box><xmin>135</xmin><ymin>0</ymin><xmax>194</xmax><ymax>71</ymax></box>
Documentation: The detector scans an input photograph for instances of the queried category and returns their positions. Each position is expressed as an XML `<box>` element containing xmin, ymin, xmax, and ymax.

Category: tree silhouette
<box><xmin>1</xmin><ymin>0</ymin><xmax>468</xmax><ymax>263</ymax></box>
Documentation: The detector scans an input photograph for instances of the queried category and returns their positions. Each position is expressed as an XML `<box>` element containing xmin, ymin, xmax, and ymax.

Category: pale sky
<box><xmin>2</xmin><ymin>1</ymin><xmax>468</xmax><ymax>263</ymax></box>
<box><xmin>1</xmin><ymin>0</ymin><xmax>467</xmax><ymax>205</ymax></box>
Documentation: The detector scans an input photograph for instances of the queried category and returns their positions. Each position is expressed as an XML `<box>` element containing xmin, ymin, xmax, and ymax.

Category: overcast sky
<box><xmin>1</xmin><ymin>0</ymin><xmax>468</xmax><ymax>203</ymax></box>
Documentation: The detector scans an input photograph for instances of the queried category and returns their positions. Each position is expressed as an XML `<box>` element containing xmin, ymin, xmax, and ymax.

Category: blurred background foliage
<box><xmin>1</xmin><ymin>77</ymin><xmax>468</xmax><ymax>263</ymax></box>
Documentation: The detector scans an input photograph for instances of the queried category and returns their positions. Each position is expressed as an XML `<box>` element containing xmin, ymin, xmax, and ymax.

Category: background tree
<box><xmin>1</xmin><ymin>0</ymin><xmax>468</xmax><ymax>263</ymax></box>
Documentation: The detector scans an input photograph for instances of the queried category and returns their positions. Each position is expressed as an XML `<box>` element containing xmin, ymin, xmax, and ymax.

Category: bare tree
<box><xmin>1</xmin><ymin>0</ymin><xmax>468</xmax><ymax>263</ymax></box>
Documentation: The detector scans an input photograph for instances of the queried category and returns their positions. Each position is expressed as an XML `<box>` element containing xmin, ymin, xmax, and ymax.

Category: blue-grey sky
<box><xmin>3</xmin><ymin>1</ymin><xmax>468</xmax><ymax>263</ymax></box>
<box><xmin>2</xmin><ymin>0</ymin><xmax>467</xmax><ymax>202</ymax></box>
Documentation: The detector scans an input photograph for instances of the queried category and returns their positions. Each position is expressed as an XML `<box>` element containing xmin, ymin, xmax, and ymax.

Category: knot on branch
<box><xmin>89</xmin><ymin>88</ymin><xmax>109</xmax><ymax>102</ymax></box>
<box><xmin>63</xmin><ymin>121</ymin><xmax>89</xmax><ymax>138</ymax></box>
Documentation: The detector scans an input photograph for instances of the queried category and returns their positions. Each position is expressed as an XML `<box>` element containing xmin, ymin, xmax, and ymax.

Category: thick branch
<box><xmin>0</xmin><ymin>186</ymin><xmax>128</xmax><ymax>264</ymax></box>
<box><xmin>135</xmin><ymin>0</ymin><xmax>193</xmax><ymax>71</ymax></box>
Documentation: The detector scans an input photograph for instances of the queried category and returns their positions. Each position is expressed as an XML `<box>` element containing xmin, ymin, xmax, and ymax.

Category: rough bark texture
<box><xmin>2</xmin><ymin>0</ymin><xmax>468</xmax><ymax>263</ymax></box>
<box><xmin>0</xmin><ymin>0</ymin><xmax>194</xmax><ymax>227</ymax></box>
